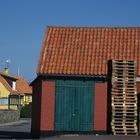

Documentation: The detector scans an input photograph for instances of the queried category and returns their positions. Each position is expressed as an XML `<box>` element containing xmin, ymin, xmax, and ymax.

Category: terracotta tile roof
<box><xmin>37</xmin><ymin>26</ymin><xmax>140</xmax><ymax>76</ymax></box>
<box><xmin>0</xmin><ymin>75</ymin><xmax>32</xmax><ymax>95</ymax></box>
<box><xmin>16</xmin><ymin>76</ymin><xmax>32</xmax><ymax>95</ymax></box>
<box><xmin>0</xmin><ymin>76</ymin><xmax>14</xmax><ymax>93</ymax></box>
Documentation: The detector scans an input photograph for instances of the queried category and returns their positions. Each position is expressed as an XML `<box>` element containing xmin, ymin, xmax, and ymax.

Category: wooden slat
<box><xmin>110</xmin><ymin>60</ymin><xmax>138</xmax><ymax>135</ymax></box>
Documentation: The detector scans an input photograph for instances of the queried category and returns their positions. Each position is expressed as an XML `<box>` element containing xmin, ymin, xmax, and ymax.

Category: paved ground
<box><xmin>0</xmin><ymin>118</ymin><xmax>32</xmax><ymax>139</ymax></box>
<box><xmin>0</xmin><ymin>119</ymin><xmax>140</xmax><ymax>140</ymax></box>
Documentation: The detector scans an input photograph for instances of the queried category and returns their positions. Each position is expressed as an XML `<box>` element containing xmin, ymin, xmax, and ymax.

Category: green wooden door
<box><xmin>55</xmin><ymin>80</ymin><xmax>94</xmax><ymax>131</ymax></box>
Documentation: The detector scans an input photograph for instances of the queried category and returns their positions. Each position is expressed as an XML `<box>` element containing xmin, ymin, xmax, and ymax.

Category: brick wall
<box><xmin>31</xmin><ymin>77</ymin><xmax>42</xmax><ymax>135</ymax></box>
<box><xmin>94</xmin><ymin>82</ymin><xmax>107</xmax><ymax>131</ymax></box>
<box><xmin>40</xmin><ymin>80</ymin><xmax>55</xmax><ymax>131</ymax></box>
<box><xmin>31</xmin><ymin>77</ymin><xmax>55</xmax><ymax>138</ymax></box>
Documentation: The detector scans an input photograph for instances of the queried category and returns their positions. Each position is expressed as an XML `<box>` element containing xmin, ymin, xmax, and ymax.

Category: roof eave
<box><xmin>39</xmin><ymin>73</ymin><xmax>107</xmax><ymax>80</ymax></box>
<box><xmin>31</xmin><ymin>74</ymin><xmax>107</xmax><ymax>85</ymax></box>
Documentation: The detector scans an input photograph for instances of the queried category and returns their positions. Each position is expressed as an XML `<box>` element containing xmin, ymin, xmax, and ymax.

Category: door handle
<box><xmin>72</xmin><ymin>113</ymin><xmax>76</xmax><ymax>117</ymax></box>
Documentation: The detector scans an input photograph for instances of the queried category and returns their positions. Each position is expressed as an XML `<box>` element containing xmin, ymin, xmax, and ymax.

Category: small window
<box><xmin>27</xmin><ymin>96</ymin><xmax>30</xmax><ymax>102</ymax></box>
<box><xmin>0</xmin><ymin>98</ymin><xmax>8</xmax><ymax>105</ymax></box>
<box><xmin>9</xmin><ymin>96</ymin><xmax>18</xmax><ymax>105</ymax></box>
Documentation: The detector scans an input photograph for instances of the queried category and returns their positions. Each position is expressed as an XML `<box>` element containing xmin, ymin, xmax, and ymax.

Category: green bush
<box><xmin>20</xmin><ymin>103</ymin><xmax>32</xmax><ymax>118</ymax></box>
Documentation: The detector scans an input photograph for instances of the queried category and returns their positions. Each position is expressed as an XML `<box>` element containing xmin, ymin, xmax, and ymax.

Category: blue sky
<box><xmin>0</xmin><ymin>0</ymin><xmax>140</xmax><ymax>82</ymax></box>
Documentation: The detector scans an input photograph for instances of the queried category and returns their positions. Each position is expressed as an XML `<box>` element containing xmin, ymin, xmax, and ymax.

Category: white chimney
<box><xmin>12</xmin><ymin>81</ymin><xmax>16</xmax><ymax>90</ymax></box>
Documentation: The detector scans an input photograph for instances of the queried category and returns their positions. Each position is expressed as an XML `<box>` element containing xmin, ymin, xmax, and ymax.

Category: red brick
<box><xmin>94</xmin><ymin>82</ymin><xmax>107</xmax><ymax>131</ymax></box>
<box><xmin>40</xmin><ymin>80</ymin><xmax>55</xmax><ymax>131</ymax></box>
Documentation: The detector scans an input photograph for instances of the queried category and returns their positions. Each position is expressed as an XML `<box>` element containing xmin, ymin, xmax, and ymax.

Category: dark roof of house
<box><xmin>37</xmin><ymin>26</ymin><xmax>140</xmax><ymax>76</ymax></box>
<box><xmin>0</xmin><ymin>73</ymin><xmax>18</xmax><ymax>80</ymax></box>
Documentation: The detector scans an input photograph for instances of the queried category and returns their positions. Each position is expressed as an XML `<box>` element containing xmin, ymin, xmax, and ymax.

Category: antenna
<box><xmin>18</xmin><ymin>66</ymin><xmax>20</xmax><ymax>76</ymax></box>
<box><xmin>6</xmin><ymin>59</ymin><xmax>11</xmax><ymax>68</ymax></box>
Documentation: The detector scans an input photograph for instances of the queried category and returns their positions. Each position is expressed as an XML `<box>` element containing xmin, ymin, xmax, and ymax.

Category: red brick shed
<box><xmin>31</xmin><ymin>26</ymin><xmax>140</xmax><ymax>137</ymax></box>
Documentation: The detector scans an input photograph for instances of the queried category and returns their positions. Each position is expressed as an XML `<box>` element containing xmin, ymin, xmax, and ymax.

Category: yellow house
<box><xmin>0</xmin><ymin>76</ymin><xmax>11</xmax><ymax>109</ymax></box>
<box><xmin>0</xmin><ymin>69</ymin><xmax>32</xmax><ymax>110</ymax></box>
<box><xmin>0</xmin><ymin>73</ymin><xmax>18</xmax><ymax>109</ymax></box>
<box><xmin>8</xmin><ymin>76</ymin><xmax>32</xmax><ymax>109</ymax></box>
